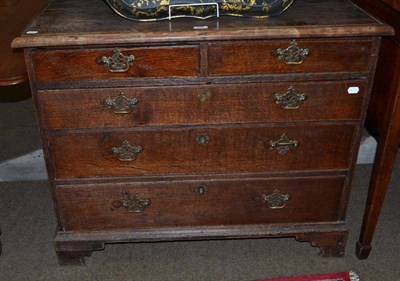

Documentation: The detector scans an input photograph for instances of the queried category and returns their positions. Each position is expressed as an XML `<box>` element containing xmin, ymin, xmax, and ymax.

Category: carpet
<box><xmin>257</xmin><ymin>271</ymin><xmax>360</xmax><ymax>281</ymax></box>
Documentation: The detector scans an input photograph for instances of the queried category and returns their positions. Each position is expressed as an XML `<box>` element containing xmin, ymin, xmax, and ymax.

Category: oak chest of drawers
<box><xmin>13</xmin><ymin>0</ymin><xmax>393</xmax><ymax>264</ymax></box>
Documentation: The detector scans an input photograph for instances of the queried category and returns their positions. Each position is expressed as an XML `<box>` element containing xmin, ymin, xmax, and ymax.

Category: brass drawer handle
<box><xmin>196</xmin><ymin>134</ymin><xmax>209</xmax><ymax>146</ymax></box>
<box><xmin>198</xmin><ymin>91</ymin><xmax>212</xmax><ymax>102</ymax></box>
<box><xmin>267</xmin><ymin>134</ymin><xmax>299</xmax><ymax>155</ymax></box>
<box><xmin>101</xmin><ymin>48</ymin><xmax>135</xmax><ymax>73</ymax></box>
<box><xmin>105</xmin><ymin>92</ymin><xmax>138</xmax><ymax>114</ymax></box>
<box><xmin>274</xmin><ymin>87</ymin><xmax>307</xmax><ymax>110</ymax></box>
<box><xmin>111</xmin><ymin>140</ymin><xmax>143</xmax><ymax>161</ymax></box>
<box><xmin>262</xmin><ymin>189</ymin><xmax>290</xmax><ymax>209</ymax></box>
<box><xmin>273</xmin><ymin>40</ymin><xmax>309</xmax><ymax>65</ymax></box>
<box><xmin>112</xmin><ymin>191</ymin><xmax>151</xmax><ymax>213</ymax></box>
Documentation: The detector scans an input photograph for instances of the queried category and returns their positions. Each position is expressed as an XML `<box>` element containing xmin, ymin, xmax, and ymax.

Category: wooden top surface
<box><xmin>12</xmin><ymin>0</ymin><xmax>394</xmax><ymax>48</ymax></box>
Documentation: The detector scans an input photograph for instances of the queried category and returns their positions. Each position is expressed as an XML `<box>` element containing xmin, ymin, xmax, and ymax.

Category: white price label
<box><xmin>347</xmin><ymin>87</ymin><xmax>360</xmax><ymax>95</ymax></box>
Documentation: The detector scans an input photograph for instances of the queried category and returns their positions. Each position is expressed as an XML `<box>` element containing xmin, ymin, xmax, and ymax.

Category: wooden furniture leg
<box><xmin>54</xmin><ymin>239</ymin><xmax>105</xmax><ymax>265</ymax></box>
<box><xmin>351</xmin><ymin>0</ymin><xmax>400</xmax><ymax>259</ymax></box>
<box><xmin>356</xmin><ymin>36</ymin><xmax>400</xmax><ymax>259</ymax></box>
<box><xmin>356</xmin><ymin>120</ymin><xmax>400</xmax><ymax>258</ymax></box>
<box><xmin>297</xmin><ymin>231</ymin><xmax>348</xmax><ymax>257</ymax></box>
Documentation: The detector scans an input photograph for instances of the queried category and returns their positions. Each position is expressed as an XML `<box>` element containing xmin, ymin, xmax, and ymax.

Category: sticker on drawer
<box><xmin>347</xmin><ymin>87</ymin><xmax>360</xmax><ymax>94</ymax></box>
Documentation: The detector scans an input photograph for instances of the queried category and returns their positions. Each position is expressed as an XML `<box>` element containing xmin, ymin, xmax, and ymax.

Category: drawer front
<box><xmin>31</xmin><ymin>46</ymin><xmax>200</xmax><ymax>83</ymax></box>
<box><xmin>208</xmin><ymin>39</ymin><xmax>373</xmax><ymax>76</ymax></box>
<box><xmin>49</xmin><ymin>124</ymin><xmax>356</xmax><ymax>179</ymax></box>
<box><xmin>38</xmin><ymin>80</ymin><xmax>367</xmax><ymax>129</ymax></box>
<box><xmin>57</xmin><ymin>176</ymin><xmax>345</xmax><ymax>231</ymax></box>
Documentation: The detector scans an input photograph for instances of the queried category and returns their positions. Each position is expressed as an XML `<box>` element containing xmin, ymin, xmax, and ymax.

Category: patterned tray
<box><xmin>104</xmin><ymin>0</ymin><xmax>295</xmax><ymax>21</ymax></box>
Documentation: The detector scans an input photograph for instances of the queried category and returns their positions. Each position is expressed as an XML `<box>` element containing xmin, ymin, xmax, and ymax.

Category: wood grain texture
<box><xmin>48</xmin><ymin>124</ymin><xmax>357</xmax><ymax>179</ymax></box>
<box><xmin>52</xmin><ymin>226</ymin><xmax>348</xmax><ymax>264</ymax></box>
<box><xmin>37</xmin><ymin>80</ymin><xmax>368</xmax><ymax>129</ymax></box>
<box><xmin>352</xmin><ymin>0</ymin><xmax>400</xmax><ymax>44</ymax></box>
<box><xmin>296</xmin><ymin>231</ymin><xmax>348</xmax><ymax>257</ymax></box>
<box><xmin>208</xmin><ymin>39</ymin><xmax>373</xmax><ymax>76</ymax></box>
<box><xmin>364</xmin><ymin>38</ymin><xmax>400</xmax><ymax>136</ymax></box>
<box><xmin>27</xmin><ymin>40</ymin><xmax>376</xmax><ymax>90</ymax></box>
<box><xmin>57</xmin><ymin>175</ymin><xmax>345</xmax><ymax>231</ymax></box>
<box><xmin>31</xmin><ymin>46</ymin><xmax>200</xmax><ymax>83</ymax></box>
<box><xmin>11</xmin><ymin>0</ymin><xmax>393</xmax><ymax>48</ymax></box>
<box><xmin>17</xmin><ymin>0</ymin><xmax>391</xmax><ymax>263</ymax></box>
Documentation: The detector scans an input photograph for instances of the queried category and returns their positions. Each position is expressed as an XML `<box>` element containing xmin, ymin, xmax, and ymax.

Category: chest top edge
<box><xmin>11</xmin><ymin>0</ymin><xmax>394</xmax><ymax>49</ymax></box>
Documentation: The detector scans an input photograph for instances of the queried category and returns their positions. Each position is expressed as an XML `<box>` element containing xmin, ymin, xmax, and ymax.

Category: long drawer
<box><xmin>30</xmin><ymin>45</ymin><xmax>200</xmax><ymax>83</ymax></box>
<box><xmin>57</xmin><ymin>175</ymin><xmax>346</xmax><ymax>231</ymax></box>
<box><xmin>49</xmin><ymin>124</ymin><xmax>356</xmax><ymax>179</ymax></box>
<box><xmin>208</xmin><ymin>39</ymin><xmax>373</xmax><ymax>76</ymax></box>
<box><xmin>38</xmin><ymin>80</ymin><xmax>367</xmax><ymax>129</ymax></box>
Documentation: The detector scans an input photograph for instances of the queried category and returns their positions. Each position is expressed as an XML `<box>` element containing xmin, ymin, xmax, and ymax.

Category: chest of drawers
<box><xmin>13</xmin><ymin>0</ymin><xmax>393</xmax><ymax>264</ymax></box>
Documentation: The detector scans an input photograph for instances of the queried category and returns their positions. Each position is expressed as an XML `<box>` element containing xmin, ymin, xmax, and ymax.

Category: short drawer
<box><xmin>57</xmin><ymin>175</ymin><xmax>345</xmax><ymax>231</ymax></box>
<box><xmin>37</xmin><ymin>80</ymin><xmax>368</xmax><ymax>129</ymax></box>
<box><xmin>208</xmin><ymin>39</ymin><xmax>373</xmax><ymax>76</ymax></box>
<box><xmin>31</xmin><ymin>46</ymin><xmax>200</xmax><ymax>83</ymax></box>
<box><xmin>49</xmin><ymin>124</ymin><xmax>356</xmax><ymax>179</ymax></box>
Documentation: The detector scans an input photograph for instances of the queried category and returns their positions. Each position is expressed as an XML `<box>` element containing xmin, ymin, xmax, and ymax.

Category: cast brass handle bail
<box><xmin>112</xmin><ymin>191</ymin><xmax>151</xmax><ymax>213</ymax></box>
<box><xmin>262</xmin><ymin>189</ymin><xmax>290</xmax><ymax>209</ymax></box>
<box><xmin>101</xmin><ymin>48</ymin><xmax>135</xmax><ymax>73</ymax></box>
<box><xmin>111</xmin><ymin>140</ymin><xmax>143</xmax><ymax>162</ymax></box>
<box><xmin>273</xmin><ymin>40</ymin><xmax>309</xmax><ymax>65</ymax></box>
<box><xmin>274</xmin><ymin>86</ymin><xmax>307</xmax><ymax>109</ymax></box>
<box><xmin>105</xmin><ymin>92</ymin><xmax>138</xmax><ymax>114</ymax></box>
<box><xmin>267</xmin><ymin>134</ymin><xmax>299</xmax><ymax>155</ymax></box>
